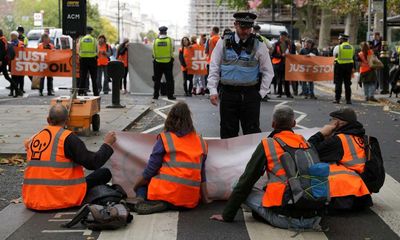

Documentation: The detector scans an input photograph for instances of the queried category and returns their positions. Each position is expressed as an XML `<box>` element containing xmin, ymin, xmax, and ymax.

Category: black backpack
<box><xmin>360</xmin><ymin>135</ymin><xmax>385</xmax><ymax>193</ymax></box>
<box><xmin>83</xmin><ymin>184</ymin><xmax>127</xmax><ymax>205</ymax></box>
<box><xmin>62</xmin><ymin>202</ymin><xmax>133</xmax><ymax>230</ymax></box>
<box><xmin>272</xmin><ymin>137</ymin><xmax>330</xmax><ymax>218</ymax></box>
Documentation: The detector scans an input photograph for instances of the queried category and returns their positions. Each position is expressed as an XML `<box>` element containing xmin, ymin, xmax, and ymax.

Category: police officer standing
<box><xmin>207</xmin><ymin>12</ymin><xmax>274</xmax><ymax>139</ymax></box>
<box><xmin>78</xmin><ymin>26</ymin><xmax>99</xmax><ymax>96</ymax></box>
<box><xmin>152</xmin><ymin>26</ymin><xmax>176</xmax><ymax>100</ymax></box>
<box><xmin>333</xmin><ymin>34</ymin><xmax>355</xmax><ymax>104</ymax></box>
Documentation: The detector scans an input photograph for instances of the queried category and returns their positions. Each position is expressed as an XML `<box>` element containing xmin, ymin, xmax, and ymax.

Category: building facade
<box><xmin>90</xmin><ymin>0</ymin><xmax>143</xmax><ymax>42</ymax></box>
<box><xmin>189</xmin><ymin>0</ymin><xmax>236</xmax><ymax>36</ymax></box>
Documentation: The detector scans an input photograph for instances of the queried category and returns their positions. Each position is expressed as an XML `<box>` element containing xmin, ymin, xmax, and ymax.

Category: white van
<box><xmin>27</xmin><ymin>28</ymin><xmax>72</xmax><ymax>49</ymax></box>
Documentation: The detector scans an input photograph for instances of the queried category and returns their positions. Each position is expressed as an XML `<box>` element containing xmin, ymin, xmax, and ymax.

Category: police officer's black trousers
<box><xmin>334</xmin><ymin>63</ymin><xmax>353</xmax><ymax>102</ymax></box>
<box><xmin>273</xmin><ymin>64</ymin><xmax>291</xmax><ymax>97</ymax></box>
<box><xmin>153</xmin><ymin>60</ymin><xmax>174</xmax><ymax>98</ymax></box>
<box><xmin>219</xmin><ymin>85</ymin><xmax>261</xmax><ymax>139</ymax></box>
<box><xmin>79</xmin><ymin>57</ymin><xmax>99</xmax><ymax>96</ymax></box>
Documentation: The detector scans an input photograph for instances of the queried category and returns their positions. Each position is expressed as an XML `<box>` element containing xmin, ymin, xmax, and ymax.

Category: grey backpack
<box><xmin>62</xmin><ymin>202</ymin><xmax>133</xmax><ymax>230</ymax></box>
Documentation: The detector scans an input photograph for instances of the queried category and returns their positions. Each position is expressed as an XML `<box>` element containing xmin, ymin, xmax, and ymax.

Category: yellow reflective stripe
<box><xmin>23</xmin><ymin>178</ymin><xmax>85</xmax><ymax>186</ymax></box>
<box><xmin>329</xmin><ymin>170</ymin><xmax>359</xmax><ymax>177</ymax></box>
<box><xmin>342</xmin><ymin>135</ymin><xmax>366</xmax><ymax>167</ymax></box>
<box><xmin>27</xmin><ymin>160</ymin><xmax>77</xmax><ymax>169</ymax></box>
<box><xmin>154</xmin><ymin>173</ymin><xmax>200</xmax><ymax>187</ymax></box>
<box><xmin>50</xmin><ymin>128</ymin><xmax>65</xmax><ymax>161</ymax></box>
<box><xmin>266</xmin><ymin>138</ymin><xmax>283</xmax><ymax>174</ymax></box>
<box><xmin>162</xmin><ymin>132</ymin><xmax>201</xmax><ymax>169</ymax></box>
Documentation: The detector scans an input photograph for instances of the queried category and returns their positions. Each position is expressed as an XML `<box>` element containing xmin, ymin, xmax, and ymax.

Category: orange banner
<box><xmin>285</xmin><ymin>55</ymin><xmax>335</xmax><ymax>81</ymax></box>
<box><xmin>11</xmin><ymin>48</ymin><xmax>77</xmax><ymax>77</ymax></box>
<box><xmin>186</xmin><ymin>44</ymin><xmax>208</xmax><ymax>75</ymax></box>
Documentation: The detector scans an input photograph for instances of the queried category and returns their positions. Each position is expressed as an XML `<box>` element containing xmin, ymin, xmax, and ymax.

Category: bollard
<box><xmin>106</xmin><ymin>61</ymin><xmax>125</xmax><ymax>108</ymax></box>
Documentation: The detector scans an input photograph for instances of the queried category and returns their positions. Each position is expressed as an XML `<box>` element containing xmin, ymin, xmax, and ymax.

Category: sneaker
<box><xmin>134</xmin><ymin>201</ymin><xmax>168</xmax><ymax>215</ymax></box>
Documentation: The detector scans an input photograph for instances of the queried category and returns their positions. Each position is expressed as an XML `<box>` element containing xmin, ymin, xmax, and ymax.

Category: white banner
<box><xmin>111</xmin><ymin>129</ymin><xmax>320</xmax><ymax>199</ymax></box>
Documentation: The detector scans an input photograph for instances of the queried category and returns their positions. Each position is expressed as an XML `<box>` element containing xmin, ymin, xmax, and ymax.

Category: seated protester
<box><xmin>133</xmin><ymin>101</ymin><xmax>210</xmax><ymax>214</ymax></box>
<box><xmin>23</xmin><ymin>104</ymin><xmax>116</xmax><ymax>210</ymax></box>
<box><xmin>308</xmin><ymin>107</ymin><xmax>372</xmax><ymax>210</ymax></box>
<box><xmin>210</xmin><ymin>106</ymin><xmax>324</xmax><ymax>230</ymax></box>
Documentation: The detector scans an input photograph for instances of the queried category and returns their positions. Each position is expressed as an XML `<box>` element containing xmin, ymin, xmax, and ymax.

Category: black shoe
<box><xmin>103</xmin><ymin>92</ymin><xmax>108</xmax><ymax>95</ymax></box>
<box><xmin>287</xmin><ymin>95</ymin><xmax>294</xmax><ymax>99</ymax></box>
<box><xmin>346</xmin><ymin>100</ymin><xmax>352</xmax><ymax>104</ymax></box>
<box><xmin>333</xmin><ymin>100</ymin><xmax>340</xmax><ymax>104</ymax></box>
<box><xmin>168</xmin><ymin>96</ymin><xmax>176</xmax><ymax>100</ymax></box>
<box><xmin>39</xmin><ymin>92</ymin><xmax>44</xmax><ymax>96</ymax></box>
<box><xmin>47</xmin><ymin>92</ymin><xmax>54</xmax><ymax>96</ymax></box>
<box><xmin>380</xmin><ymin>90</ymin><xmax>389</xmax><ymax>94</ymax></box>
<box><xmin>369</xmin><ymin>97</ymin><xmax>378</xmax><ymax>102</ymax></box>
<box><xmin>8</xmin><ymin>92</ymin><xmax>13</xmax><ymax>97</ymax></box>
<box><xmin>310</xmin><ymin>94</ymin><xmax>317</xmax><ymax>100</ymax></box>
<box><xmin>277</xmin><ymin>95</ymin><xmax>282</xmax><ymax>98</ymax></box>
<box><xmin>22</xmin><ymin>90</ymin><xmax>25</xmax><ymax>93</ymax></box>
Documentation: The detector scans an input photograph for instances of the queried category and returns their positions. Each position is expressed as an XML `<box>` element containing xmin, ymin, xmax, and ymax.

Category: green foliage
<box><xmin>146</xmin><ymin>30</ymin><xmax>158</xmax><ymax>42</ymax></box>
<box><xmin>0</xmin><ymin>0</ymin><xmax>116</xmax><ymax>41</ymax></box>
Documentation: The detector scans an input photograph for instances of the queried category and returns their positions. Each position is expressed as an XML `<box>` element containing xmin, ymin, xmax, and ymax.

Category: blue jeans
<box><xmin>363</xmin><ymin>81</ymin><xmax>376</xmax><ymax>98</ymax></box>
<box><xmin>301</xmin><ymin>82</ymin><xmax>314</xmax><ymax>95</ymax></box>
<box><xmin>97</xmin><ymin>65</ymin><xmax>110</xmax><ymax>93</ymax></box>
<box><xmin>244</xmin><ymin>188</ymin><xmax>320</xmax><ymax>229</ymax></box>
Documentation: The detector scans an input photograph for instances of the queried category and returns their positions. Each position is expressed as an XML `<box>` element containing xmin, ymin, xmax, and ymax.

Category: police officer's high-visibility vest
<box><xmin>397</xmin><ymin>46</ymin><xmax>400</xmax><ymax>55</ymax></box>
<box><xmin>22</xmin><ymin>126</ymin><xmax>87</xmax><ymax>210</ymax></box>
<box><xmin>79</xmin><ymin>35</ymin><xmax>97</xmax><ymax>58</ymax></box>
<box><xmin>153</xmin><ymin>37</ymin><xmax>173</xmax><ymax>63</ymax></box>
<box><xmin>337</xmin><ymin>42</ymin><xmax>354</xmax><ymax>64</ymax></box>
<box><xmin>220</xmin><ymin>34</ymin><xmax>260</xmax><ymax>86</ymax></box>
<box><xmin>147</xmin><ymin>131</ymin><xmax>207</xmax><ymax>208</ymax></box>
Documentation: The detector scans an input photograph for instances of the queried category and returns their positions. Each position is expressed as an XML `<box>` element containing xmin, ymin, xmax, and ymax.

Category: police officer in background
<box><xmin>333</xmin><ymin>34</ymin><xmax>355</xmax><ymax>104</ymax></box>
<box><xmin>152</xmin><ymin>26</ymin><xmax>176</xmax><ymax>100</ymax></box>
<box><xmin>207</xmin><ymin>12</ymin><xmax>274</xmax><ymax>139</ymax></box>
<box><xmin>78</xmin><ymin>26</ymin><xmax>99</xmax><ymax>96</ymax></box>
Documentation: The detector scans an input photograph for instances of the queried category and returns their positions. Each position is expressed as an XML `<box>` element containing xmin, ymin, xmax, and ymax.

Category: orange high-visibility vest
<box><xmin>37</xmin><ymin>42</ymin><xmax>54</xmax><ymax>50</ymax></box>
<box><xmin>271</xmin><ymin>44</ymin><xmax>282</xmax><ymax>65</ymax></box>
<box><xmin>98</xmin><ymin>43</ymin><xmax>110</xmax><ymax>66</ymax></box>
<box><xmin>0</xmin><ymin>36</ymin><xmax>7</xmax><ymax>51</ymax></box>
<box><xmin>147</xmin><ymin>131</ymin><xmax>207</xmax><ymax>208</ymax></box>
<box><xmin>328</xmin><ymin>164</ymin><xmax>370</xmax><ymax>198</ymax></box>
<box><xmin>179</xmin><ymin>47</ymin><xmax>186</xmax><ymax>71</ymax></box>
<box><xmin>118</xmin><ymin>50</ymin><xmax>128</xmax><ymax>67</ymax></box>
<box><xmin>337</xmin><ymin>134</ymin><xmax>366</xmax><ymax>174</ymax></box>
<box><xmin>23</xmin><ymin>126</ymin><xmax>87</xmax><ymax>210</ymax></box>
<box><xmin>358</xmin><ymin>50</ymin><xmax>373</xmax><ymax>74</ymax></box>
<box><xmin>206</xmin><ymin>35</ymin><xmax>220</xmax><ymax>63</ymax></box>
<box><xmin>261</xmin><ymin>131</ymin><xmax>310</xmax><ymax>207</ymax></box>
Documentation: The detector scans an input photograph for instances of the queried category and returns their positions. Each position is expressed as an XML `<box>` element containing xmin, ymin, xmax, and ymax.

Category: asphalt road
<box><xmin>1</xmin><ymin>44</ymin><xmax>400</xmax><ymax>240</ymax></box>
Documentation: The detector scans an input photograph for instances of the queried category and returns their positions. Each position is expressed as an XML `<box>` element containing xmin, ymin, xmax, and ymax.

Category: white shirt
<box><xmin>333</xmin><ymin>45</ymin><xmax>339</xmax><ymax>58</ymax></box>
<box><xmin>207</xmin><ymin>33</ymin><xmax>274</xmax><ymax>98</ymax></box>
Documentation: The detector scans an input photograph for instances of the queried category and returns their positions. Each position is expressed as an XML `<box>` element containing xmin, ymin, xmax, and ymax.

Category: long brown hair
<box><xmin>164</xmin><ymin>101</ymin><xmax>195</xmax><ymax>133</ymax></box>
<box><xmin>360</xmin><ymin>41</ymin><xmax>369</xmax><ymax>58</ymax></box>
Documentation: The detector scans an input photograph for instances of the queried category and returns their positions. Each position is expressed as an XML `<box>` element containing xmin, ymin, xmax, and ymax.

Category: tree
<box><xmin>2</xmin><ymin>0</ymin><xmax>116</xmax><ymax>42</ymax></box>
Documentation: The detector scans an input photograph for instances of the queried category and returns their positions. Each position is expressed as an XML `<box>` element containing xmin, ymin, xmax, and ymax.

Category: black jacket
<box><xmin>308</xmin><ymin>121</ymin><xmax>365</xmax><ymax>163</ymax></box>
<box><xmin>64</xmin><ymin>134</ymin><xmax>114</xmax><ymax>170</ymax></box>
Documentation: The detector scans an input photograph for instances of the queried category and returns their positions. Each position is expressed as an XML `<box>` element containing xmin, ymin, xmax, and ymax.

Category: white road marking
<box><xmin>275</xmin><ymin>101</ymin><xmax>290</xmax><ymax>107</ymax></box>
<box><xmin>390</xmin><ymin>110</ymin><xmax>400</xmax><ymax>115</ymax></box>
<box><xmin>371</xmin><ymin>174</ymin><xmax>400</xmax><ymax>236</ymax></box>
<box><xmin>48</xmin><ymin>219</ymin><xmax>72</xmax><ymax>222</ymax></box>
<box><xmin>273</xmin><ymin>101</ymin><xmax>309</xmax><ymax>130</ymax></box>
<box><xmin>243</xmin><ymin>211</ymin><xmax>328</xmax><ymax>240</ymax></box>
<box><xmin>142</xmin><ymin>123</ymin><xmax>164</xmax><ymax>134</ymax></box>
<box><xmin>42</xmin><ymin>229</ymin><xmax>92</xmax><ymax>235</ymax></box>
<box><xmin>54</xmin><ymin>212</ymin><xmax>76</xmax><ymax>218</ymax></box>
<box><xmin>97</xmin><ymin>212</ymin><xmax>179</xmax><ymax>240</ymax></box>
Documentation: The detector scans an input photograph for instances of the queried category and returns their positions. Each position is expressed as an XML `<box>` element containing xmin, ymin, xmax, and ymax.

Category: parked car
<box><xmin>27</xmin><ymin>28</ymin><xmax>72</xmax><ymax>49</ymax></box>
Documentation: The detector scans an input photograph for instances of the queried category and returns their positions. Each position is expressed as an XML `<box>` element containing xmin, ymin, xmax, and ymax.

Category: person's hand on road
<box><xmin>210</xmin><ymin>94</ymin><xmax>219</xmax><ymax>106</ymax></box>
<box><xmin>210</xmin><ymin>214</ymin><xmax>224</xmax><ymax>221</ymax></box>
<box><xmin>104</xmin><ymin>131</ymin><xmax>116</xmax><ymax>146</ymax></box>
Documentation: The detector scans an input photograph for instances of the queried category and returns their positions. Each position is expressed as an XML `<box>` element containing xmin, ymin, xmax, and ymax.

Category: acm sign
<box><xmin>62</xmin><ymin>0</ymin><xmax>87</xmax><ymax>38</ymax></box>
